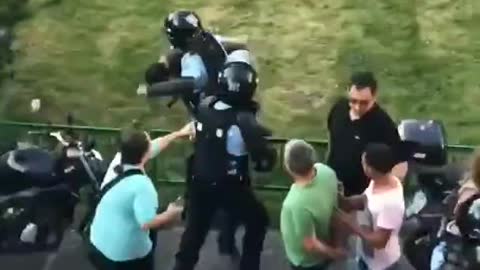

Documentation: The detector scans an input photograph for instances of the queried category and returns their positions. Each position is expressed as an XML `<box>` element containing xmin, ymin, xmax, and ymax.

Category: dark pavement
<box><xmin>0</xmin><ymin>227</ymin><xmax>291</xmax><ymax>270</ymax></box>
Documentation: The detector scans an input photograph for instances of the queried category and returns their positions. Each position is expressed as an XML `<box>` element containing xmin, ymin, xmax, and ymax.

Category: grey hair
<box><xmin>284</xmin><ymin>139</ymin><xmax>317</xmax><ymax>176</ymax></box>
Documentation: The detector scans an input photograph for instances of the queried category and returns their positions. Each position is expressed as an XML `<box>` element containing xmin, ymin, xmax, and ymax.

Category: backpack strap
<box><xmin>80</xmin><ymin>168</ymin><xmax>144</xmax><ymax>241</ymax></box>
<box><xmin>98</xmin><ymin>168</ymin><xmax>144</xmax><ymax>201</ymax></box>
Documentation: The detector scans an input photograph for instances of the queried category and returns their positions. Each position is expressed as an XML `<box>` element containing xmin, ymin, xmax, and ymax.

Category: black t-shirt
<box><xmin>326</xmin><ymin>98</ymin><xmax>403</xmax><ymax>196</ymax></box>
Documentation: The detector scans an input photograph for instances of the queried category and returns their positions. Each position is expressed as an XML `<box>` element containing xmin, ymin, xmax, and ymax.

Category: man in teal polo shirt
<box><xmin>88</xmin><ymin>123</ymin><xmax>192</xmax><ymax>270</ymax></box>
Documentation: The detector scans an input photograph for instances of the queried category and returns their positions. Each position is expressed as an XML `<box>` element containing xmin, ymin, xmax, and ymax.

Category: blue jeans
<box><xmin>430</xmin><ymin>241</ymin><xmax>447</xmax><ymax>270</ymax></box>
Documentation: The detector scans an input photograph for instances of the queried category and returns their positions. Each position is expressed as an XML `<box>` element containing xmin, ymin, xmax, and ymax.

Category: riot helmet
<box><xmin>217</xmin><ymin>62</ymin><xmax>258</xmax><ymax>107</ymax></box>
<box><xmin>457</xmin><ymin>193</ymin><xmax>480</xmax><ymax>243</ymax></box>
<box><xmin>164</xmin><ymin>10</ymin><xmax>203</xmax><ymax>51</ymax></box>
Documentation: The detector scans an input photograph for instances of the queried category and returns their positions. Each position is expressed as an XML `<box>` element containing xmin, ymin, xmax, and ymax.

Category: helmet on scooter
<box><xmin>164</xmin><ymin>10</ymin><xmax>203</xmax><ymax>51</ymax></box>
<box><xmin>457</xmin><ymin>193</ymin><xmax>480</xmax><ymax>242</ymax></box>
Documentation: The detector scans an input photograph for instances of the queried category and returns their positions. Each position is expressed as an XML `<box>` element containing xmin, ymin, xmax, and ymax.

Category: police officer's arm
<box><xmin>237</xmin><ymin>112</ymin><xmax>277</xmax><ymax>172</ymax></box>
<box><xmin>143</xmin><ymin>53</ymin><xmax>207</xmax><ymax>98</ymax></box>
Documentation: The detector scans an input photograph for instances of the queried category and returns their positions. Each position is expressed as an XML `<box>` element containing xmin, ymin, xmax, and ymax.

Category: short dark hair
<box><xmin>284</xmin><ymin>139</ymin><xmax>317</xmax><ymax>177</ymax></box>
<box><xmin>364</xmin><ymin>143</ymin><xmax>395</xmax><ymax>174</ymax></box>
<box><xmin>119</xmin><ymin>122</ymin><xmax>150</xmax><ymax>165</ymax></box>
<box><xmin>350</xmin><ymin>71</ymin><xmax>377</xmax><ymax>93</ymax></box>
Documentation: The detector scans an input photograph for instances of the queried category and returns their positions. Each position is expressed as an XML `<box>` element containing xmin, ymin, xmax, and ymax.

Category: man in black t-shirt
<box><xmin>326</xmin><ymin>71</ymin><xmax>407</xmax><ymax>197</ymax></box>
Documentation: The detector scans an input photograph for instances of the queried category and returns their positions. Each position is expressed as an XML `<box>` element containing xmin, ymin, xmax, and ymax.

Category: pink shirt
<box><xmin>361</xmin><ymin>178</ymin><xmax>405</xmax><ymax>270</ymax></box>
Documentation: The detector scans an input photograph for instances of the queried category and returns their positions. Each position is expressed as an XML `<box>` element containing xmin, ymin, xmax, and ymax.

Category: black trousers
<box><xmin>173</xmin><ymin>179</ymin><xmax>269</xmax><ymax>270</ymax></box>
<box><xmin>87</xmin><ymin>242</ymin><xmax>153</xmax><ymax>270</ymax></box>
<box><xmin>183</xmin><ymin>155</ymin><xmax>248</xmax><ymax>254</ymax></box>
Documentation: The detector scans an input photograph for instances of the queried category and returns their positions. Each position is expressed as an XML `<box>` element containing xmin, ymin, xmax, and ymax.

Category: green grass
<box><xmin>2</xmin><ymin>0</ymin><xmax>480</xmax><ymax>145</ymax></box>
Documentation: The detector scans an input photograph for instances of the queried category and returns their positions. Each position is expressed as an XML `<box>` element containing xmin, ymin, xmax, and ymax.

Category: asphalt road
<box><xmin>0</xmin><ymin>227</ymin><xmax>291</xmax><ymax>270</ymax></box>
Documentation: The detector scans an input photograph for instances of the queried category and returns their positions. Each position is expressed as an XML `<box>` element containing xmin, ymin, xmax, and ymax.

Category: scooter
<box><xmin>398</xmin><ymin>119</ymin><xmax>467</xmax><ymax>270</ymax></box>
<box><xmin>0</xmin><ymin>123</ymin><xmax>106</xmax><ymax>254</ymax></box>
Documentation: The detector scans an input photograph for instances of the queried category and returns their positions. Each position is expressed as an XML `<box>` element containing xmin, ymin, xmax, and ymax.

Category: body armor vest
<box><xmin>192</xmin><ymin>98</ymin><xmax>249</xmax><ymax>183</ymax></box>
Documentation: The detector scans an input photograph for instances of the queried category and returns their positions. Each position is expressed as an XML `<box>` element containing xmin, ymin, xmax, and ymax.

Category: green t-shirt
<box><xmin>280</xmin><ymin>163</ymin><xmax>338</xmax><ymax>267</ymax></box>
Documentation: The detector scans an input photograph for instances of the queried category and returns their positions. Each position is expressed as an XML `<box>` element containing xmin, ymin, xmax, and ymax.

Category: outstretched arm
<box><xmin>338</xmin><ymin>194</ymin><xmax>367</xmax><ymax>212</ymax></box>
<box><xmin>149</xmin><ymin>122</ymin><xmax>194</xmax><ymax>159</ymax></box>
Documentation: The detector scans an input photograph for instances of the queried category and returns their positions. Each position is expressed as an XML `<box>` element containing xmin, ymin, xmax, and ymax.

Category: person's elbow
<box><xmin>133</xmin><ymin>195</ymin><xmax>158</xmax><ymax>228</ymax></box>
<box><xmin>371</xmin><ymin>237</ymin><xmax>389</xmax><ymax>249</ymax></box>
<box><xmin>135</xmin><ymin>211</ymin><xmax>156</xmax><ymax>229</ymax></box>
<box><xmin>368</xmin><ymin>230</ymin><xmax>391</xmax><ymax>249</ymax></box>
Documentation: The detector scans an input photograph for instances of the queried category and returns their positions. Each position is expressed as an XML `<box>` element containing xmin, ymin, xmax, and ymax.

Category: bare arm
<box><xmin>350</xmin><ymin>225</ymin><xmax>392</xmax><ymax>250</ymax></box>
<box><xmin>338</xmin><ymin>194</ymin><xmax>367</xmax><ymax>212</ymax></box>
<box><xmin>336</xmin><ymin>202</ymin><xmax>402</xmax><ymax>249</ymax></box>
<box><xmin>392</xmin><ymin>161</ymin><xmax>408</xmax><ymax>181</ymax></box>
<box><xmin>142</xmin><ymin>203</ymin><xmax>183</xmax><ymax>230</ymax></box>
<box><xmin>286</xmin><ymin>206</ymin><xmax>346</xmax><ymax>260</ymax></box>
<box><xmin>149</xmin><ymin>122</ymin><xmax>193</xmax><ymax>159</ymax></box>
<box><xmin>304</xmin><ymin>209</ymin><xmax>347</xmax><ymax>259</ymax></box>
<box><xmin>303</xmin><ymin>236</ymin><xmax>346</xmax><ymax>260</ymax></box>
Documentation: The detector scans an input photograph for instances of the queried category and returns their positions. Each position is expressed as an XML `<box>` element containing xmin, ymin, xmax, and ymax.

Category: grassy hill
<box><xmin>2</xmin><ymin>0</ymin><xmax>480</xmax><ymax>144</ymax></box>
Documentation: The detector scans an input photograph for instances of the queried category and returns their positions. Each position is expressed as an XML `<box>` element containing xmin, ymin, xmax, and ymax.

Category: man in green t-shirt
<box><xmin>280</xmin><ymin>139</ymin><xmax>346</xmax><ymax>270</ymax></box>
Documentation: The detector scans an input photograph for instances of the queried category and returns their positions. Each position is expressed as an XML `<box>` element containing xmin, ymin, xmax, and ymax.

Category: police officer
<box><xmin>140</xmin><ymin>10</ymin><xmax>251</xmax><ymax>256</ymax></box>
<box><xmin>439</xmin><ymin>193</ymin><xmax>480</xmax><ymax>270</ymax></box>
<box><xmin>150</xmin><ymin>10</ymin><xmax>250</xmax><ymax>110</ymax></box>
<box><xmin>163</xmin><ymin>52</ymin><xmax>275</xmax><ymax>270</ymax></box>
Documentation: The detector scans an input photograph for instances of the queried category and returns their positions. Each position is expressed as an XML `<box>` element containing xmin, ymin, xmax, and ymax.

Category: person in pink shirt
<box><xmin>338</xmin><ymin>143</ymin><xmax>414</xmax><ymax>270</ymax></box>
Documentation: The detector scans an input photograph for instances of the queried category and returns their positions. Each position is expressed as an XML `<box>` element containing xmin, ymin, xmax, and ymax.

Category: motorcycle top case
<box><xmin>397</xmin><ymin>119</ymin><xmax>448</xmax><ymax>166</ymax></box>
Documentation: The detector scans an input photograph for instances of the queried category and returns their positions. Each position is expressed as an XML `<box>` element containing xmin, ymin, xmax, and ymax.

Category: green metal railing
<box><xmin>0</xmin><ymin>120</ymin><xmax>477</xmax><ymax>192</ymax></box>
